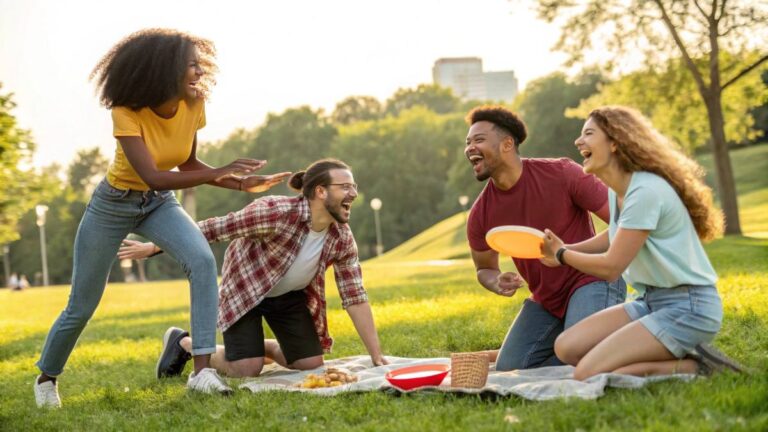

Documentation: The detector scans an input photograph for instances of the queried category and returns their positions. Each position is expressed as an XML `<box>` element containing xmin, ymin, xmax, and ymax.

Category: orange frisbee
<box><xmin>485</xmin><ymin>225</ymin><xmax>545</xmax><ymax>259</ymax></box>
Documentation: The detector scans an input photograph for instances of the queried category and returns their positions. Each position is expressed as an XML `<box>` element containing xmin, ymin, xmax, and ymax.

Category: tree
<box><xmin>385</xmin><ymin>84</ymin><xmax>460</xmax><ymax>116</ymax></box>
<box><xmin>68</xmin><ymin>147</ymin><xmax>110</xmax><ymax>198</ymax></box>
<box><xmin>195</xmin><ymin>106</ymin><xmax>338</xmax><ymax>223</ymax></box>
<box><xmin>0</xmin><ymin>84</ymin><xmax>43</xmax><ymax>244</ymax></box>
<box><xmin>537</xmin><ymin>0</ymin><xmax>768</xmax><ymax>235</ymax></box>
<box><xmin>332</xmin><ymin>107</ymin><xmax>466</xmax><ymax>255</ymax></box>
<box><xmin>252</xmin><ymin>106</ymin><xmax>338</xmax><ymax>175</ymax></box>
<box><xmin>8</xmin><ymin>162</ymin><xmax>125</xmax><ymax>285</ymax></box>
<box><xmin>331</xmin><ymin>96</ymin><xmax>383</xmax><ymax>125</ymax></box>
<box><xmin>512</xmin><ymin>71</ymin><xmax>603</xmax><ymax>160</ymax></box>
<box><xmin>569</xmin><ymin>54</ymin><xmax>767</xmax><ymax>154</ymax></box>
<box><xmin>749</xmin><ymin>70</ymin><xmax>768</xmax><ymax>143</ymax></box>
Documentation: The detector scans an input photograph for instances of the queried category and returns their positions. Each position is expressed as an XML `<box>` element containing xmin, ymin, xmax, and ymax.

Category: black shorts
<box><xmin>222</xmin><ymin>290</ymin><xmax>323</xmax><ymax>365</ymax></box>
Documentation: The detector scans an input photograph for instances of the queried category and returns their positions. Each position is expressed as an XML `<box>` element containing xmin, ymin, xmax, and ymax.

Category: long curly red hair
<box><xmin>589</xmin><ymin>106</ymin><xmax>724</xmax><ymax>241</ymax></box>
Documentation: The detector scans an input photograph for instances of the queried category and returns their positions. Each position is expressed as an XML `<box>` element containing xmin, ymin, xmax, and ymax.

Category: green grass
<box><xmin>1</xmin><ymin>144</ymin><xmax>766</xmax><ymax>430</ymax></box>
<box><xmin>1</xmin><ymin>236</ymin><xmax>766</xmax><ymax>431</ymax></box>
<box><xmin>698</xmin><ymin>144</ymin><xmax>768</xmax><ymax>197</ymax></box>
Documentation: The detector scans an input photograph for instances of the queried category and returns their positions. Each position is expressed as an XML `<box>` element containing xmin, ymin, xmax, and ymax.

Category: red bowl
<box><xmin>385</xmin><ymin>364</ymin><xmax>450</xmax><ymax>390</ymax></box>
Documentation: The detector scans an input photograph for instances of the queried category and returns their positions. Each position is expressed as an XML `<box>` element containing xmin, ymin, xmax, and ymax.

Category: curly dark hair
<box><xmin>466</xmin><ymin>105</ymin><xmax>528</xmax><ymax>147</ymax></box>
<box><xmin>90</xmin><ymin>28</ymin><xmax>218</xmax><ymax>109</ymax></box>
<box><xmin>288</xmin><ymin>159</ymin><xmax>351</xmax><ymax>199</ymax></box>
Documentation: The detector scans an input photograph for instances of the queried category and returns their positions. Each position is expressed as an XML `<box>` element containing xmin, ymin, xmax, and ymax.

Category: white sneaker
<box><xmin>34</xmin><ymin>376</ymin><xmax>62</xmax><ymax>408</ymax></box>
<box><xmin>187</xmin><ymin>368</ymin><xmax>233</xmax><ymax>395</ymax></box>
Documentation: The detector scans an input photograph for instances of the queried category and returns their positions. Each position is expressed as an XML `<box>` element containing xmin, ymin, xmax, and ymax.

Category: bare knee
<box><xmin>289</xmin><ymin>355</ymin><xmax>324</xmax><ymax>370</ymax></box>
<box><xmin>228</xmin><ymin>358</ymin><xmax>264</xmax><ymax>377</ymax></box>
<box><xmin>554</xmin><ymin>333</ymin><xmax>582</xmax><ymax>366</ymax></box>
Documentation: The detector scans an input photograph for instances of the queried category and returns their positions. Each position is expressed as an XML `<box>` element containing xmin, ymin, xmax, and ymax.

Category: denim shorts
<box><xmin>624</xmin><ymin>285</ymin><xmax>722</xmax><ymax>358</ymax></box>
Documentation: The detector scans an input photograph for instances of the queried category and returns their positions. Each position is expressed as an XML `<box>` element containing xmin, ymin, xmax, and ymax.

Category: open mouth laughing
<box><xmin>580</xmin><ymin>149</ymin><xmax>592</xmax><ymax>164</ymax></box>
<box><xmin>467</xmin><ymin>153</ymin><xmax>484</xmax><ymax>174</ymax></box>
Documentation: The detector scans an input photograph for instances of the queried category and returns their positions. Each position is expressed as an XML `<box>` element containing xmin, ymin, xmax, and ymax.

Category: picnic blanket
<box><xmin>239</xmin><ymin>355</ymin><xmax>696</xmax><ymax>401</ymax></box>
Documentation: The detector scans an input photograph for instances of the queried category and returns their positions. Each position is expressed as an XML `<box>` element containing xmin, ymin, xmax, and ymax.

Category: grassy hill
<box><xmin>374</xmin><ymin>144</ymin><xmax>768</xmax><ymax>263</ymax></box>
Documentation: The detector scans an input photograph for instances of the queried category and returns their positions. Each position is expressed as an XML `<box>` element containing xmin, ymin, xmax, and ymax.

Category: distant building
<box><xmin>432</xmin><ymin>57</ymin><xmax>518</xmax><ymax>103</ymax></box>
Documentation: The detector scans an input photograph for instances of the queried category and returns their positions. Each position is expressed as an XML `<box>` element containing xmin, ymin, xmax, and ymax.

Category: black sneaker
<box><xmin>156</xmin><ymin>327</ymin><xmax>192</xmax><ymax>378</ymax></box>
<box><xmin>693</xmin><ymin>343</ymin><xmax>745</xmax><ymax>375</ymax></box>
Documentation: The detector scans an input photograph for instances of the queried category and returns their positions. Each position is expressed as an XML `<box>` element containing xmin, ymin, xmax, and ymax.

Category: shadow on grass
<box><xmin>0</xmin><ymin>305</ymin><xmax>190</xmax><ymax>361</ymax></box>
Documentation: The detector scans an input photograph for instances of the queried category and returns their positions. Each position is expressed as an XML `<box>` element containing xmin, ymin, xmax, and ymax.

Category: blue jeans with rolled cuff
<box><xmin>495</xmin><ymin>278</ymin><xmax>627</xmax><ymax>371</ymax></box>
<box><xmin>36</xmin><ymin>179</ymin><xmax>218</xmax><ymax>376</ymax></box>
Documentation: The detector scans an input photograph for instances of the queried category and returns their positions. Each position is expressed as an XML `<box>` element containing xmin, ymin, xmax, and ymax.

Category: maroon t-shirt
<box><xmin>467</xmin><ymin>158</ymin><xmax>607</xmax><ymax>318</ymax></box>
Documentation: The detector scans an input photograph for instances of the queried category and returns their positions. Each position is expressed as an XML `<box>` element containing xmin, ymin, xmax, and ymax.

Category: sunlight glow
<box><xmin>0</xmin><ymin>0</ymin><xmax>568</xmax><ymax>169</ymax></box>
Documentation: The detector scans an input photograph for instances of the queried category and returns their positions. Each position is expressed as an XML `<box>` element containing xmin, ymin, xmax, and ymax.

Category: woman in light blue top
<box><xmin>541</xmin><ymin>106</ymin><xmax>725</xmax><ymax>380</ymax></box>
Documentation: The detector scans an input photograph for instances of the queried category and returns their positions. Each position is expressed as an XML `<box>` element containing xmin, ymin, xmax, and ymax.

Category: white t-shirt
<box><xmin>266</xmin><ymin>227</ymin><xmax>328</xmax><ymax>298</ymax></box>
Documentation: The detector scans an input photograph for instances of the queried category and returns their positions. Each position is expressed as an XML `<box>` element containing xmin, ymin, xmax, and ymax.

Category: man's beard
<box><xmin>470</xmin><ymin>153</ymin><xmax>495</xmax><ymax>182</ymax></box>
<box><xmin>325</xmin><ymin>199</ymin><xmax>349</xmax><ymax>224</ymax></box>
<box><xmin>475</xmin><ymin>170</ymin><xmax>491</xmax><ymax>182</ymax></box>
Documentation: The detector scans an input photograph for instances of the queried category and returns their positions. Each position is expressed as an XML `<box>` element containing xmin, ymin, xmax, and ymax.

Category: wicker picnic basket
<box><xmin>450</xmin><ymin>353</ymin><xmax>489</xmax><ymax>388</ymax></box>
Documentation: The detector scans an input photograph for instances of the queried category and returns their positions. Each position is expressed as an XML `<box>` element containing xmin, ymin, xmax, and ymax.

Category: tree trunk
<box><xmin>704</xmin><ymin>92</ymin><xmax>742</xmax><ymax>235</ymax></box>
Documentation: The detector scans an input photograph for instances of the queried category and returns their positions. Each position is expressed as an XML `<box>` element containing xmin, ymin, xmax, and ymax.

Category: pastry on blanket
<box><xmin>298</xmin><ymin>367</ymin><xmax>358</xmax><ymax>388</ymax></box>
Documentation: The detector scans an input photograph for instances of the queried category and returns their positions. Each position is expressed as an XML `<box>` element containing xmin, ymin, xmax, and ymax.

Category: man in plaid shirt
<box><xmin>120</xmin><ymin>159</ymin><xmax>387</xmax><ymax>381</ymax></box>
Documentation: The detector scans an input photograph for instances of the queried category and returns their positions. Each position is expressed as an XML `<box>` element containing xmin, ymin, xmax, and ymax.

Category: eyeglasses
<box><xmin>326</xmin><ymin>183</ymin><xmax>359</xmax><ymax>193</ymax></box>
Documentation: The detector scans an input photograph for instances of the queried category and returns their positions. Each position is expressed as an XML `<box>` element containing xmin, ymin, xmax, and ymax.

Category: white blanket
<box><xmin>239</xmin><ymin>356</ymin><xmax>696</xmax><ymax>401</ymax></box>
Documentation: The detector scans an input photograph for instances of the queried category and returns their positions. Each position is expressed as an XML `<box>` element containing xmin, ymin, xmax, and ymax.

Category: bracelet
<box><xmin>555</xmin><ymin>247</ymin><xmax>567</xmax><ymax>265</ymax></box>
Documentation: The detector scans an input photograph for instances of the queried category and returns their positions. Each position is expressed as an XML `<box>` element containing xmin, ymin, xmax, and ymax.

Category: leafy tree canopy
<box><xmin>0</xmin><ymin>84</ymin><xmax>43</xmax><ymax>244</ymax></box>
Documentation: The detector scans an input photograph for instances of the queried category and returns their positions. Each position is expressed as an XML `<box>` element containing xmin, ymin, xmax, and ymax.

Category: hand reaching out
<box><xmin>118</xmin><ymin>239</ymin><xmax>158</xmax><ymax>260</ymax></box>
<box><xmin>239</xmin><ymin>172</ymin><xmax>292</xmax><ymax>193</ymax></box>
<box><xmin>214</xmin><ymin>159</ymin><xmax>268</xmax><ymax>182</ymax></box>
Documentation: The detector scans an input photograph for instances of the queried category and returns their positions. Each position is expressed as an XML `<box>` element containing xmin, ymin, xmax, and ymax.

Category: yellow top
<box><xmin>106</xmin><ymin>98</ymin><xmax>206</xmax><ymax>191</ymax></box>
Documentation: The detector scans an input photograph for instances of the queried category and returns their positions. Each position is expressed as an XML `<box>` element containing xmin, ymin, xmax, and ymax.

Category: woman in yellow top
<box><xmin>34</xmin><ymin>29</ymin><xmax>289</xmax><ymax>407</ymax></box>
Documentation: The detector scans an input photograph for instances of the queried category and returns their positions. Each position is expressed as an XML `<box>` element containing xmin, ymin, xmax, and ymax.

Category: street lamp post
<box><xmin>458</xmin><ymin>195</ymin><xmax>469</xmax><ymax>223</ymax></box>
<box><xmin>35</xmin><ymin>205</ymin><xmax>49</xmax><ymax>286</ymax></box>
<box><xmin>120</xmin><ymin>259</ymin><xmax>134</xmax><ymax>283</ymax></box>
<box><xmin>370</xmin><ymin>198</ymin><xmax>383</xmax><ymax>256</ymax></box>
<box><xmin>2</xmin><ymin>244</ymin><xmax>9</xmax><ymax>287</ymax></box>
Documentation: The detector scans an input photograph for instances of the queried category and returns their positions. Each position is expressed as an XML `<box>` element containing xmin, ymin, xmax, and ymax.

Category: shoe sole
<box><xmin>157</xmin><ymin>327</ymin><xmax>181</xmax><ymax>379</ymax></box>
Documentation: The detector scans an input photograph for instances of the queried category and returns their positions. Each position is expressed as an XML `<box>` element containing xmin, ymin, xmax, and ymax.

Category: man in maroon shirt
<box><xmin>120</xmin><ymin>159</ymin><xmax>387</xmax><ymax>388</ymax></box>
<box><xmin>464</xmin><ymin>106</ymin><xmax>626</xmax><ymax>370</ymax></box>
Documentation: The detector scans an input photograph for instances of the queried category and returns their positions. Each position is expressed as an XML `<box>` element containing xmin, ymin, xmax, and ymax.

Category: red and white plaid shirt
<box><xmin>197</xmin><ymin>195</ymin><xmax>368</xmax><ymax>353</ymax></box>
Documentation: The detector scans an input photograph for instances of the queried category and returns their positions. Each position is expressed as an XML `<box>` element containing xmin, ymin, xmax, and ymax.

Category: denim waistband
<box><xmin>98</xmin><ymin>178</ymin><xmax>166</xmax><ymax>199</ymax></box>
<box><xmin>643</xmin><ymin>284</ymin><xmax>716</xmax><ymax>292</ymax></box>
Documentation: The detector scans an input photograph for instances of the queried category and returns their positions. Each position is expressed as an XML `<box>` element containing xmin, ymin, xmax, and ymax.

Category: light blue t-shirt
<box><xmin>608</xmin><ymin>172</ymin><xmax>717</xmax><ymax>294</ymax></box>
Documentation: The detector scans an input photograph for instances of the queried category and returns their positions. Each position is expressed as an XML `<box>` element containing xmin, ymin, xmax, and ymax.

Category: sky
<box><xmin>0</xmin><ymin>0</ymin><xmax>570</xmax><ymax>168</ymax></box>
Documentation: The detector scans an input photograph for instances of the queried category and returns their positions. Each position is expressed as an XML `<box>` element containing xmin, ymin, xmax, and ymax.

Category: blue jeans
<box><xmin>495</xmin><ymin>279</ymin><xmax>627</xmax><ymax>371</ymax></box>
<box><xmin>36</xmin><ymin>179</ymin><xmax>218</xmax><ymax>376</ymax></box>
